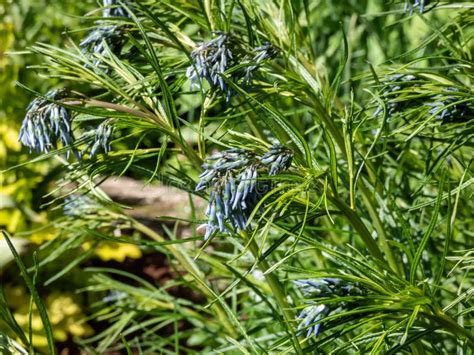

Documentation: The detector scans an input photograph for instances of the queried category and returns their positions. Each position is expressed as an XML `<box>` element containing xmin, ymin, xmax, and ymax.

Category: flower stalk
<box><xmin>240</xmin><ymin>230</ymin><xmax>303</xmax><ymax>354</ymax></box>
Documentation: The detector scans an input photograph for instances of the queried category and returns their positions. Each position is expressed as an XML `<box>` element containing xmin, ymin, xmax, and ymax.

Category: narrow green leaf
<box><xmin>410</xmin><ymin>172</ymin><xmax>446</xmax><ymax>284</ymax></box>
<box><xmin>2</xmin><ymin>231</ymin><xmax>56</xmax><ymax>355</ymax></box>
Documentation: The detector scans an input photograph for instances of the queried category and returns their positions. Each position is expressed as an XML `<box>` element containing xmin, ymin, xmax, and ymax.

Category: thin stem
<box><xmin>66</xmin><ymin>99</ymin><xmax>203</xmax><ymax>169</ymax></box>
<box><xmin>240</xmin><ymin>230</ymin><xmax>303</xmax><ymax>354</ymax></box>
<box><xmin>312</xmin><ymin>98</ymin><xmax>400</xmax><ymax>275</ymax></box>
<box><xmin>327</xmin><ymin>194</ymin><xmax>384</xmax><ymax>261</ymax></box>
<box><xmin>424</xmin><ymin>310</ymin><xmax>474</xmax><ymax>349</ymax></box>
<box><xmin>131</xmin><ymin>218</ymin><xmax>237</xmax><ymax>337</ymax></box>
<box><xmin>359</xmin><ymin>182</ymin><xmax>402</xmax><ymax>276</ymax></box>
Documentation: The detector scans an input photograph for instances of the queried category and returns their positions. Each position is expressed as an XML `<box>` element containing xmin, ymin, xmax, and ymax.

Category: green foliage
<box><xmin>3</xmin><ymin>231</ymin><xmax>55</xmax><ymax>354</ymax></box>
<box><xmin>0</xmin><ymin>331</ymin><xmax>28</xmax><ymax>355</ymax></box>
<box><xmin>0</xmin><ymin>0</ymin><xmax>92</xmax><ymax>233</ymax></box>
<box><xmin>2</xmin><ymin>0</ymin><xmax>473</xmax><ymax>353</ymax></box>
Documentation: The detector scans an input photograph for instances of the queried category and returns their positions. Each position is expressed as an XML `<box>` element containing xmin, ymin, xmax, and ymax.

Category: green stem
<box><xmin>131</xmin><ymin>219</ymin><xmax>236</xmax><ymax>337</ymax></box>
<box><xmin>358</xmin><ymin>183</ymin><xmax>402</xmax><ymax>276</ymax></box>
<box><xmin>76</xmin><ymin>99</ymin><xmax>203</xmax><ymax>170</ymax></box>
<box><xmin>312</xmin><ymin>99</ymin><xmax>400</xmax><ymax>274</ymax></box>
<box><xmin>327</xmin><ymin>195</ymin><xmax>384</xmax><ymax>261</ymax></box>
<box><xmin>168</xmin><ymin>131</ymin><xmax>202</xmax><ymax>169</ymax></box>
<box><xmin>424</xmin><ymin>310</ymin><xmax>474</xmax><ymax>349</ymax></box>
<box><xmin>240</xmin><ymin>231</ymin><xmax>303</xmax><ymax>354</ymax></box>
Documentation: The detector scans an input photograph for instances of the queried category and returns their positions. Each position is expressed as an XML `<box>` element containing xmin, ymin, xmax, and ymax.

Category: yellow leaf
<box><xmin>29</xmin><ymin>228</ymin><xmax>59</xmax><ymax>245</ymax></box>
<box><xmin>2</xmin><ymin>126</ymin><xmax>21</xmax><ymax>151</ymax></box>
<box><xmin>94</xmin><ymin>242</ymin><xmax>142</xmax><ymax>262</ymax></box>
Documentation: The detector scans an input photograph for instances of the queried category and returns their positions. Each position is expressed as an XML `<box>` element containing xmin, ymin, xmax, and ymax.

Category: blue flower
<box><xmin>80</xmin><ymin>1</ymin><xmax>130</xmax><ymax>67</ymax></box>
<box><xmin>197</xmin><ymin>144</ymin><xmax>293</xmax><ymax>240</ymax></box>
<box><xmin>187</xmin><ymin>34</ymin><xmax>279</xmax><ymax>100</ymax></box>
<box><xmin>297</xmin><ymin>304</ymin><xmax>329</xmax><ymax>337</ymax></box>
<box><xmin>242</xmin><ymin>42</ymin><xmax>279</xmax><ymax>87</ymax></box>
<box><xmin>82</xmin><ymin>121</ymin><xmax>115</xmax><ymax>158</ymax></box>
<box><xmin>19</xmin><ymin>89</ymin><xmax>76</xmax><ymax>156</ymax></box>
<box><xmin>103</xmin><ymin>290</ymin><xmax>128</xmax><ymax>304</ymax></box>
<box><xmin>260</xmin><ymin>144</ymin><xmax>292</xmax><ymax>176</ymax></box>
<box><xmin>427</xmin><ymin>88</ymin><xmax>473</xmax><ymax>124</ymax></box>
<box><xmin>404</xmin><ymin>0</ymin><xmax>429</xmax><ymax>14</ymax></box>
<box><xmin>102</xmin><ymin>0</ymin><xmax>130</xmax><ymax>18</ymax></box>
<box><xmin>80</xmin><ymin>25</ymin><xmax>126</xmax><ymax>67</ymax></box>
<box><xmin>295</xmin><ymin>278</ymin><xmax>364</xmax><ymax>338</ymax></box>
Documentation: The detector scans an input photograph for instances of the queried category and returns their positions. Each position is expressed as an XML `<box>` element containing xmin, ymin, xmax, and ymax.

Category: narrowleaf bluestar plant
<box><xmin>187</xmin><ymin>33</ymin><xmax>278</xmax><ymax>100</ymax></box>
<box><xmin>196</xmin><ymin>144</ymin><xmax>293</xmax><ymax>240</ymax></box>
<box><xmin>19</xmin><ymin>89</ymin><xmax>76</xmax><ymax>155</ymax></box>
<box><xmin>295</xmin><ymin>278</ymin><xmax>364</xmax><ymax>337</ymax></box>
<box><xmin>13</xmin><ymin>0</ymin><xmax>474</xmax><ymax>352</ymax></box>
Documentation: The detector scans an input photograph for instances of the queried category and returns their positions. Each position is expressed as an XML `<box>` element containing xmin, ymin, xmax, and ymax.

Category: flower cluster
<box><xmin>260</xmin><ymin>144</ymin><xmax>293</xmax><ymax>175</ymax></box>
<box><xmin>80</xmin><ymin>1</ymin><xmax>130</xmax><ymax>67</ymax></box>
<box><xmin>242</xmin><ymin>42</ymin><xmax>279</xmax><ymax>86</ymax></box>
<box><xmin>103</xmin><ymin>0</ymin><xmax>130</xmax><ymax>18</ymax></box>
<box><xmin>378</xmin><ymin>76</ymin><xmax>473</xmax><ymax>125</ymax></box>
<box><xmin>186</xmin><ymin>33</ymin><xmax>278</xmax><ymax>100</ymax></box>
<box><xmin>81</xmin><ymin>120</ymin><xmax>115</xmax><ymax>158</ymax></box>
<box><xmin>19</xmin><ymin>89</ymin><xmax>75</xmax><ymax>155</ymax></box>
<box><xmin>196</xmin><ymin>144</ymin><xmax>293</xmax><ymax>240</ymax></box>
<box><xmin>91</xmin><ymin>121</ymin><xmax>114</xmax><ymax>157</ymax></box>
<box><xmin>297</xmin><ymin>304</ymin><xmax>329</xmax><ymax>337</ymax></box>
<box><xmin>404</xmin><ymin>0</ymin><xmax>429</xmax><ymax>14</ymax></box>
<box><xmin>376</xmin><ymin>74</ymin><xmax>421</xmax><ymax>117</ymax></box>
<box><xmin>19</xmin><ymin>89</ymin><xmax>117</xmax><ymax>159</ymax></box>
<box><xmin>63</xmin><ymin>194</ymin><xmax>101</xmax><ymax>217</ymax></box>
<box><xmin>186</xmin><ymin>32</ymin><xmax>240</xmax><ymax>100</ymax></box>
<box><xmin>427</xmin><ymin>88</ymin><xmax>474</xmax><ymax>124</ymax></box>
<box><xmin>295</xmin><ymin>278</ymin><xmax>364</xmax><ymax>337</ymax></box>
<box><xmin>80</xmin><ymin>26</ymin><xmax>126</xmax><ymax>67</ymax></box>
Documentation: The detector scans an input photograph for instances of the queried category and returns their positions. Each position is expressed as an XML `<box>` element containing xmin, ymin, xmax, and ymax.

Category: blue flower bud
<box><xmin>295</xmin><ymin>278</ymin><xmax>365</xmax><ymax>338</ymax></box>
<box><xmin>404</xmin><ymin>0</ymin><xmax>429</xmax><ymax>14</ymax></box>
<box><xmin>426</xmin><ymin>88</ymin><xmax>473</xmax><ymax>124</ymax></box>
<box><xmin>80</xmin><ymin>25</ymin><xmax>126</xmax><ymax>67</ymax></box>
<box><xmin>297</xmin><ymin>304</ymin><xmax>328</xmax><ymax>337</ymax></box>
<box><xmin>19</xmin><ymin>89</ymin><xmax>77</xmax><ymax>157</ymax></box>
<box><xmin>196</xmin><ymin>144</ymin><xmax>292</xmax><ymax>240</ymax></box>
<box><xmin>103</xmin><ymin>0</ymin><xmax>131</xmax><ymax>18</ymax></box>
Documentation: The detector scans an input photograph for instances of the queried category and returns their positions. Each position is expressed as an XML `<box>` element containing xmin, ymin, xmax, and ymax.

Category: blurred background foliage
<box><xmin>1</xmin><ymin>0</ymin><xmax>473</xmax><ymax>353</ymax></box>
<box><xmin>1</xmin><ymin>1</ymin><xmax>100</xmax><ymax>351</ymax></box>
<box><xmin>0</xmin><ymin>0</ymin><xmax>91</xmax><ymax>234</ymax></box>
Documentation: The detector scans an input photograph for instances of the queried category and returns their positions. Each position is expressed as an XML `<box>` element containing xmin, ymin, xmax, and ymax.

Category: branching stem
<box><xmin>424</xmin><ymin>310</ymin><xmax>474</xmax><ymax>349</ymax></box>
<box><xmin>240</xmin><ymin>230</ymin><xmax>304</xmax><ymax>354</ymax></box>
<box><xmin>130</xmin><ymin>218</ymin><xmax>237</xmax><ymax>338</ymax></box>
